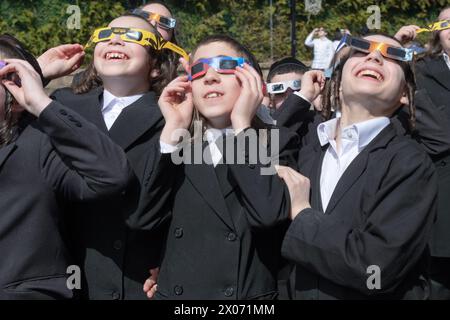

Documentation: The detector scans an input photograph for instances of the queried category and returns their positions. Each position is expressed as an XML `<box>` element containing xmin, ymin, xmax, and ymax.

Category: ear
<box><xmin>399</xmin><ymin>90</ymin><xmax>409</xmax><ymax>105</ymax></box>
<box><xmin>150</xmin><ymin>68</ymin><xmax>161</xmax><ymax>79</ymax></box>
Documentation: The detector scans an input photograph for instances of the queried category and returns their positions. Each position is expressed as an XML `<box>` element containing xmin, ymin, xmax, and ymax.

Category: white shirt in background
<box><xmin>305</xmin><ymin>31</ymin><xmax>334</xmax><ymax>69</ymax></box>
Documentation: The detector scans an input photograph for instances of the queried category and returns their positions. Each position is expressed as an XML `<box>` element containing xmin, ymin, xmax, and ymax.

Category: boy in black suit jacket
<box><xmin>0</xmin><ymin>35</ymin><xmax>132</xmax><ymax>299</ymax></box>
<box><xmin>276</xmin><ymin>34</ymin><xmax>437</xmax><ymax>299</ymax></box>
<box><xmin>394</xmin><ymin>7</ymin><xmax>450</xmax><ymax>299</ymax></box>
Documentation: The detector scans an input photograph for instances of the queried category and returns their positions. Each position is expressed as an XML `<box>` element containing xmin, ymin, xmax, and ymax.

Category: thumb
<box><xmin>180</xmin><ymin>57</ymin><xmax>190</xmax><ymax>74</ymax></box>
<box><xmin>313</xmin><ymin>82</ymin><xmax>321</xmax><ymax>94</ymax></box>
<box><xmin>185</xmin><ymin>91</ymin><xmax>193</xmax><ymax>102</ymax></box>
<box><xmin>2</xmin><ymin>80</ymin><xmax>21</xmax><ymax>100</ymax></box>
<box><xmin>149</xmin><ymin>267</ymin><xmax>159</xmax><ymax>280</ymax></box>
<box><xmin>69</xmin><ymin>52</ymin><xmax>85</xmax><ymax>71</ymax></box>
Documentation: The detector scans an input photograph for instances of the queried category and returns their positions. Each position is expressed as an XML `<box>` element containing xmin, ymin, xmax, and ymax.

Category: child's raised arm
<box><xmin>37</xmin><ymin>44</ymin><xmax>85</xmax><ymax>81</ymax></box>
<box><xmin>159</xmin><ymin>75</ymin><xmax>194</xmax><ymax>146</ymax></box>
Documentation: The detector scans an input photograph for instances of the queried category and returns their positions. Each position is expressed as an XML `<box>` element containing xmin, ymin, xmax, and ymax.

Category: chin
<box><xmin>100</xmin><ymin>66</ymin><xmax>135</xmax><ymax>77</ymax></box>
<box><xmin>198</xmin><ymin>108</ymin><xmax>231</xmax><ymax>123</ymax></box>
<box><xmin>98</xmin><ymin>71</ymin><xmax>126</xmax><ymax>79</ymax></box>
<box><xmin>354</xmin><ymin>81</ymin><xmax>385</xmax><ymax>92</ymax></box>
<box><xmin>345</xmin><ymin>87</ymin><xmax>383</xmax><ymax>101</ymax></box>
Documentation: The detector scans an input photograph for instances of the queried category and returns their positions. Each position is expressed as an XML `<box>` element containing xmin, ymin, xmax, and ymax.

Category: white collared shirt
<box><xmin>443</xmin><ymin>52</ymin><xmax>450</xmax><ymax>71</ymax></box>
<box><xmin>304</xmin><ymin>32</ymin><xmax>334</xmax><ymax>69</ymax></box>
<box><xmin>102</xmin><ymin>89</ymin><xmax>144</xmax><ymax>130</ymax></box>
<box><xmin>159</xmin><ymin>127</ymin><xmax>235</xmax><ymax>167</ymax></box>
<box><xmin>317</xmin><ymin>116</ymin><xmax>390</xmax><ymax>211</ymax></box>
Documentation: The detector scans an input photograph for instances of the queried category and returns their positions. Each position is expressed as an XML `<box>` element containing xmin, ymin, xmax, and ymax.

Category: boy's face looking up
<box><xmin>269</xmin><ymin>71</ymin><xmax>304</xmax><ymax>109</ymax></box>
<box><xmin>317</xmin><ymin>27</ymin><xmax>327</xmax><ymax>38</ymax></box>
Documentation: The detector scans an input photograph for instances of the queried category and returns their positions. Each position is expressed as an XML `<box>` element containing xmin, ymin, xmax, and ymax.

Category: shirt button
<box><xmin>174</xmin><ymin>227</ymin><xmax>183</xmax><ymax>238</ymax></box>
<box><xmin>227</xmin><ymin>232</ymin><xmax>237</xmax><ymax>241</ymax></box>
<box><xmin>441</xmin><ymin>161</ymin><xmax>447</xmax><ymax>167</ymax></box>
<box><xmin>113</xmin><ymin>240</ymin><xmax>122</xmax><ymax>250</ymax></box>
<box><xmin>224</xmin><ymin>287</ymin><xmax>234</xmax><ymax>297</ymax></box>
<box><xmin>59</xmin><ymin>109</ymin><xmax>68</xmax><ymax>116</ymax></box>
<box><xmin>174</xmin><ymin>285</ymin><xmax>183</xmax><ymax>296</ymax></box>
<box><xmin>112</xmin><ymin>291</ymin><xmax>121</xmax><ymax>300</ymax></box>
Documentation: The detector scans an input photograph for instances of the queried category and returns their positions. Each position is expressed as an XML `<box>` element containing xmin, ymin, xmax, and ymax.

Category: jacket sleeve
<box><xmin>228</xmin><ymin>127</ymin><xmax>299</xmax><ymax>229</ymax></box>
<box><xmin>281</xmin><ymin>148</ymin><xmax>437</xmax><ymax>295</ymax></box>
<box><xmin>272</xmin><ymin>93</ymin><xmax>318</xmax><ymax>149</ymax></box>
<box><xmin>126</xmin><ymin>141</ymin><xmax>178</xmax><ymax>230</ymax></box>
<box><xmin>394</xmin><ymin>87</ymin><xmax>450</xmax><ymax>156</ymax></box>
<box><xmin>38</xmin><ymin>100</ymin><xmax>134</xmax><ymax>201</ymax></box>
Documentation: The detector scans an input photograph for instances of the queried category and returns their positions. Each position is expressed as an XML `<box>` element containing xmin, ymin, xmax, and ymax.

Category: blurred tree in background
<box><xmin>0</xmin><ymin>0</ymin><xmax>447</xmax><ymax>64</ymax></box>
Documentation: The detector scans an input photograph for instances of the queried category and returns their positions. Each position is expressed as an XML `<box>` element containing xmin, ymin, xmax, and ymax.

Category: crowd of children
<box><xmin>0</xmin><ymin>1</ymin><xmax>449</xmax><ymax>300</ymax></box>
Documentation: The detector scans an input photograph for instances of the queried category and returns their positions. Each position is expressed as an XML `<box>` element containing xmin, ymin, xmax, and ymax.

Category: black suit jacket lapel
<box><xmin>428</xmin><ymin>56</ymin><xmax>450</xmax><ymax>91</ymax></box>
<box><xmin>74</xmin><ymin>87</ymin><xmax>108</xmax><ymax>133</ymax></box>
<box><xmin>108</xmin><ymin>92</ymin><xmax>163</xmax><ymax>150</ymax></box>
<box><xmin>0</xmin><ymin>143</ymin><xmax>17</xmax><ymax>170</ymax></box>
<box><xmin>325</xmin><ymin>124</ymin><xmax>396</xmax><ymax>214</ymax></box>
<box><xmin>311</xmin><ymin>144</ymin><xmax>327</xmax><ymax>213</ymax></box>
<box><xmin>184</xmin><ymin>144</ymin><xmax>235</xmax><ymax>230</ymax></box>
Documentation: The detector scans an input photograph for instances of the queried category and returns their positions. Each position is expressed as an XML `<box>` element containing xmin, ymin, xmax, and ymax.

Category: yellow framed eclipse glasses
<box><xmin>84</xmin><ymin>27</ymin><xmax>189</xmax><ymax>61</ymax></box>
<box><xmin>417</xmin><ymin>19</ymin><xmax>450</xmax><ymax>33</ymax></box>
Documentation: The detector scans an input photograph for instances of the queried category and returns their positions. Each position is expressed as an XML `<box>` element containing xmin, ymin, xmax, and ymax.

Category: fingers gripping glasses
<box><xmin>130</xmin><ymin>8</ymin><xmax>177</xmax><ymax>30</ymax></box>
<box><xmin>417</xmin><ymin>19</ymin><xmax>450</xmax><ymax>34</ymax></box>
<box><xmin>84</xmin><ymin>27</ymin><xmax>189</xmax><ymax>61</ymax></box>
<box><xmin>266</xmin><ymin>79</ymin><xmax>301</xmax><ymax>94</ymax></box>
<box><xmin>188</xmin><ymin>56</ymin><xmax>249</xmax><ymax>81</ymax></box>
<box><xmin>0</xmin><ymin>60</ymin><xmax>21</xmax><ymax>87</ymax></box>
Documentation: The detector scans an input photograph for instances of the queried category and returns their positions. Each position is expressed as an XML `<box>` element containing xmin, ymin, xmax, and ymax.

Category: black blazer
<box><xmin>279</xmin><ymin>97</ymin><xmax>437</xmax><ymax>299</ymax></box>
<box><xmin>51</xmin><ymin>87</ymin><xmax>169</xmax><ymax>300</ymax></box>
<box><xmin>415</xmin><ymin>55</ymin><xmax>450</xmax><ymax>258</ymax></box>
<box><xmin>151</xmin><ymin>127</ymin><xmax>298</xmax><ymax>299</ymax></box>
<box><xmin>0</xmin><ymin>102</ymin><xmax>131</xmax><ymax>300</ymax></box>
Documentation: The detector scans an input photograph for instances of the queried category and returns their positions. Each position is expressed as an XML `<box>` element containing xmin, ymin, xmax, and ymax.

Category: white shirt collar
<box><xmin>443</xmin><ymin>52</ymin><xmax>450</xmax><ymax>71</ymax></box>
<box><xmin>102</xmin><ymin>89</ymin><xmax>144</xmax><ymax>111</ymax></box>
<box><xmin>318</xmin><ymin>116</ymin><xmax>390</xmax><ymax>150</ymax></box>
<box><xmin>204</xmin><ymin>127</ymin><xmax>235</xmax><ymax>145</ymax></box>
<box><xmin>317</xmin><ymin>117</ymin><xmax>339</xmax><ymax>147</ymax></box>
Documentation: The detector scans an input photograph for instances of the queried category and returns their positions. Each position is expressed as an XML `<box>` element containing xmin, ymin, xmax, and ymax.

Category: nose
<box><xmin>364</xmin><ymin>49</ymin><xmax>384</xmax><ymax>65</ymax></box>
<box><xmin>203</xmin><ymin>66</ymin><xmax>221</xmax><ymax>84</ymax></box>
<box><xmin>108</xmin><ymin>34</ymin><xmax>125</xmax><ymax>46</ymax></box>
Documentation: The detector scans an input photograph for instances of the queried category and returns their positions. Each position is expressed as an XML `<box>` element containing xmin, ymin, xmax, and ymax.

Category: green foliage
<box><xmin>0</xmin><ymin>0</ymin><xmax>126</xmax><ymax>56</ymax></box>
<box><xmin>0</xmin><ymin>0</ymin><xmax>447</xmax><ymax>64</ymax></box>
